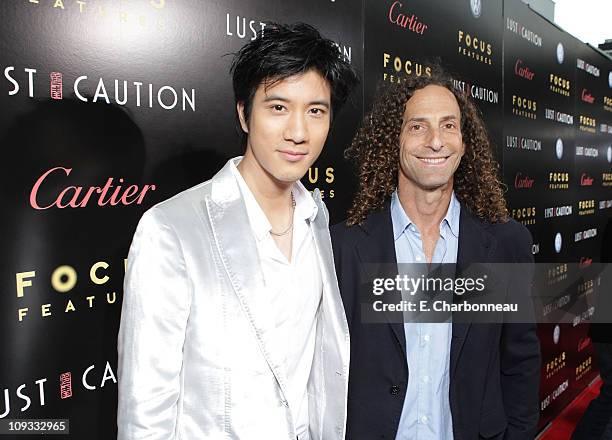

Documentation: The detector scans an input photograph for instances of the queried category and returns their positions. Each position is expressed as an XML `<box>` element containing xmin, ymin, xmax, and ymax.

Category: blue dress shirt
<box><xmin>391</xmin><ymin>190</ymin><xmax>460</xmax><ymax>440</ymax></box>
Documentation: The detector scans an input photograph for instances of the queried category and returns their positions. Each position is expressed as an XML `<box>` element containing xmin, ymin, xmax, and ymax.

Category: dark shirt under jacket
<box><xmin>331</xmin><ymin>203</ymin><xmax>541</xmax><ymax>440</ymax></box>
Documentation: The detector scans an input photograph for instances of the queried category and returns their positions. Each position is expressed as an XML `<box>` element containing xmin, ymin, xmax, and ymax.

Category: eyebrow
<box><xmin>407</xmin><ymin>115</ymin><xmax>459</xmax><ymax>123</ymax></box>
<box><xmin>262</xmin><ymin>95</ymin><xmax>330</xmax><ymax>109</ymax></box>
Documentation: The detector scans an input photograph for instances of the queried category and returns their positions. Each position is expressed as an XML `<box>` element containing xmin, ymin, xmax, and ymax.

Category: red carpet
<box><xmin>538</xmin><ymin>377</ymin><xmax>603</xmax><ymax>440</ymax></box>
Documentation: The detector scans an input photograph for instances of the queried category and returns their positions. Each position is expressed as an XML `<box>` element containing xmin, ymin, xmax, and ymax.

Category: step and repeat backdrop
<box><xmin>1</xmin><ymin>0</ymin><xmax>611</xmax><ymax>437</ymax></box>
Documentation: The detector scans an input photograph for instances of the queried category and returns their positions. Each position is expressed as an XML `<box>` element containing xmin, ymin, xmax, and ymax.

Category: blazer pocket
<box><xmin>479</xmin><ymin>407</ymin><xmax>508</xmax><ymax>439</ymax></box>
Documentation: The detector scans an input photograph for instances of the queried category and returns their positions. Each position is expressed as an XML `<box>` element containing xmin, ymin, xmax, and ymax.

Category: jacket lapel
<box><xmin>310</xmin><ymin>190</ymin><xmax>350</xmax><ymax>440</ymax></box>
<box><xmin>355</xmin><ymin>205</ymin><xmax>407</xmax><ymax>357</ymax></box>
<box><xmin>450</xmin><ymin>206</ymin><xmax>497</xmax><ymax>379</ymax></box>
<box><xmin>311</xmin><ymin>190</ymin><xmax>341</xmax><ymax>299</ymax></box>
<box><xmin>204</xmin><ymin>159</ymin><xmax>291</xmax><ymax>404</ymax></box>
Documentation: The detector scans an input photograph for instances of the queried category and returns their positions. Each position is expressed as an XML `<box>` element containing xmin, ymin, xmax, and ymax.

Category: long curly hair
<box><xmin>346</xmin><ymin>67</ymin><xmax>508</xmax><ymax>226</ymax></box>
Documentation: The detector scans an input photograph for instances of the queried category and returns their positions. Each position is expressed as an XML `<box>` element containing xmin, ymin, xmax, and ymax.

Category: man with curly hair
<box><xmin>331</xmin><ymin>68</ymin><xmax>540</xmax><ymax>440</ymax></box>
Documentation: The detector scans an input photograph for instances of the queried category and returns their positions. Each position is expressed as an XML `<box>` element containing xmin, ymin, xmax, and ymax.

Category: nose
<box><xmin>283</xmin><ymin>112</ymin><xmax>308</xmax><ymax>144</ymax></box>
<box><xmin>426</xmin><ymin>127</ymin><xmax>443</xmax><ymax>151</ymax></box>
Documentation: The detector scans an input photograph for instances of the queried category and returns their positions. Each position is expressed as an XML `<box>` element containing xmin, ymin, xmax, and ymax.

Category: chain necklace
<box><xmin>269</xmin><ymin>192</ymin><xmax>296</xmax><ymax>237</ymax></box>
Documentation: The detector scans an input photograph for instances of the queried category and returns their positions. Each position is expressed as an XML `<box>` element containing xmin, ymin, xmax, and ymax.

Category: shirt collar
<box><xmin>229</xmin><ymin>157</ymin><xmax>317</xmax><ymax>242</ymax></box>
<box><xmin>391</xmin><ymin>191</ymin><xmax>411</xmax><ymax>241</ymax></box>
<box><xmin>445</xmin><ymin>192</ymin><xmax>460</xmax><ymax>238</ymax></box>
<box><xmin>390</xmin><ymin>190</ymin><xmax>461</xmax><ymax>240</ymax></box>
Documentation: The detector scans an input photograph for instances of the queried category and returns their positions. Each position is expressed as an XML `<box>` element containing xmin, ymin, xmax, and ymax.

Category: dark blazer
<box><xmin>331</xmin><ymin>203</ymin><xmax>541</xmax><ymax>440</ymax></box>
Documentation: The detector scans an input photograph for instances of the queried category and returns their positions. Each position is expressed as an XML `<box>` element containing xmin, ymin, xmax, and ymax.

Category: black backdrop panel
<box><xmin>364</xmin><ymin>0</ymin><xmax>504</xmax><ymax>156</ymax></box>
<box><xmin>0</xmin><ymin>0</ymin><xmax>611</xmax><ymax>438</ymax></box>
<box><xmin>0</xmin><ymin>1</ymin><xmax>363</xmax><ymax>438</ymax></box>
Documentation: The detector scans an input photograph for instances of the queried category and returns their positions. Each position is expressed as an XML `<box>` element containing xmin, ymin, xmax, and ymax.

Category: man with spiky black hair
<box><xmin>117</xmin><ymin>23</ymin><xmax>358</xmax><ymax>440</ymax></box>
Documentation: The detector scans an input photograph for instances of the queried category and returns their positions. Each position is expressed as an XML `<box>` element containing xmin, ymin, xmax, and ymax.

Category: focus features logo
<box><xmin>511</xmin><ymin>94</ymin><xmax>537</xmax><ymax>119</ymax></box>
<box><xmin>510</xmin><ymin>206</ymin><xmax>536</xmax><ymax>225</ymax></box>
<box><xmin>382</xmin><ymin>53</ymin><xmax>432</xmax><ymax>83</ymax></box>
<box><xmin>457</xmin><ymin>30</ymin><xmax>493</xmax><ymax>65</ymax></box>
<box><xmin>579</xmin><ymin>115</ymin><xmax>597</xmax><ymax>133</ymax></box>
<box><xmin>549</xmin><ymin>73</ymin><xmax>570</xmax><ymax>97</ymax></box>
<box><xmin>22</xmin><ymin>0</ymin><xmax>166</xmax><ymax>30</ymax></box>
<box><xmin>576</xmin><ymin>357</ymin><xmax>593</xmax><ymax>381</ymax></box>
<box><xmin>305</xmin><ymin>167</ymin><xmax>336</xmax><ymax>200</ymax></box>
<box><xmin>15</xmin><ymin>259</ymin><xmax>126</xmax><ymax>323</ymax></box>
<box><xmin>577</xmin><ymin>200</ymin><xmax>595</xmax><ymax>216</ymax></box>
<box><xmin>547</xmin><ymin>264</ymin><xmax>568</xmax><ymax>285</ymax></box>
<box><xmin>548</xmin><ymin>172</ymin><xmax>569</xmax><ymax>190</ymax></box>
<box><xmin>577</xmin><ymin>279</ymin><xmax>595</xmax><ymax>297</ymax></box>
<box><xmin>545</xmin><ymin>352</ymin><xmax>566</xmax><ymax>379</ymax></box>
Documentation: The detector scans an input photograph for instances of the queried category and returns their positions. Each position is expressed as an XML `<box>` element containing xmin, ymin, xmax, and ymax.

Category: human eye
<box><xmin>270</xmin><ymin>104</ymin><xmax>286</xmax><ymax>112</ymax></box>
<box><xmin>309</xmin><ymin>107</ymin><xmax>327</xmax><ymax>117</ymax></box>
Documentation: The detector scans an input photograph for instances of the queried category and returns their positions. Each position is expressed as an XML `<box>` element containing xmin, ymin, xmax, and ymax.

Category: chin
<box><xmin>416</xmin><ymin>177</ymin><xmax>452</xmax><ymax>190</ymax></box>
<box><xmin>272</xmin><ymin>170</ymin><xmax>306</xmax><ymax>184</ymax></box>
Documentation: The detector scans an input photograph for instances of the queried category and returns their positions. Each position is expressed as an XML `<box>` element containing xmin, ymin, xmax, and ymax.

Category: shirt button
<box><xmin>420</xmin><ymin>415</ymin><xmax>429</xmax><ymax>424</ymax></box>
<box><xmin>423</xmin><ymin>334</ymin><xmax>430</xmax><ymax>342</ymax></box>
<box><xmin>390</xmin><ymin>385</ymin><xmax>401</xmax><ymax>395</ymax></box>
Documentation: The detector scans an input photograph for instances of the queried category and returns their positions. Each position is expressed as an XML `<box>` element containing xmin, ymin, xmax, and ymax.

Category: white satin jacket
<box><xmin>117</xmin><ymin>158</ymin><xmax>350</xmax><ymax>440</ymax></box>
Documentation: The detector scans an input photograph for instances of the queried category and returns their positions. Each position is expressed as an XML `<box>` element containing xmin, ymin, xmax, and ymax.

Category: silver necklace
<box><xmin>269</xmin><ymin>192</ymin><xmax>296</xmax><ymax>237</ymax></box>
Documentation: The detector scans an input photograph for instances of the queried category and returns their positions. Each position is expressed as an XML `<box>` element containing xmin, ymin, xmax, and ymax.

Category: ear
<box><xmin>237</xmin><ymin>102</ymin><xmax>249</xmax><ymax>134</ymax></box>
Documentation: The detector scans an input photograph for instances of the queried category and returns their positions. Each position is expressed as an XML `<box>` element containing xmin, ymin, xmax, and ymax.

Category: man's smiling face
<box><xmin>238</xmin><ymin>69</ymin><xmax>331</xmax><ymax>185</ymax></box>
<box><xmin>398</xmin><ymin>84</ymin><xmax>465</xmax><ymax>192</ymax></box>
